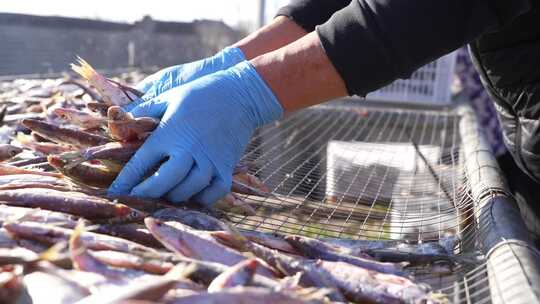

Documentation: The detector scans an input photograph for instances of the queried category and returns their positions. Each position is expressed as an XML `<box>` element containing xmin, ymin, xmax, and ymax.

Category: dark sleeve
<box><xmin>276</xmin><ymin>0</ymin><xmax>351</xmax><ymax>33</ymax></box>
<box><xmin>316</xmin><ymin>0</ymin><xmax>532</xmax><ymax>96</ymax></box>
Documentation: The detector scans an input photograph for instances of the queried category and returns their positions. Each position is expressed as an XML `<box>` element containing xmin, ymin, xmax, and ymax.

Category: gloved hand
<box><xmin>108</xmin><ymin>61</ymin><xmax>283</xmax><ymax>206</ymax></box>
<box><xmin>125</xmin><ymin>47</ymin><xmax>245</xmax><ymax>111</ymax></box>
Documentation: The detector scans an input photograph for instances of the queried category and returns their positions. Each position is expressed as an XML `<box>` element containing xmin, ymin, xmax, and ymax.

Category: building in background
<box><xmin>0</xmin><ymin>13</ymin><xmax>242</xmax><ymax>76</ymax></box>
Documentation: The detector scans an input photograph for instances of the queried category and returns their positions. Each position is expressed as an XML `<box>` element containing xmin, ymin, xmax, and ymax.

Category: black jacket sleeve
<box><xmin>276</xmin><ymin>0</ymin><xmax>351</xmax><ymax>33</ymax></box>
<box><xmin>315</xmin><ymin>0</ymin><xmax>532</xmax><ymax>96</ymax></box>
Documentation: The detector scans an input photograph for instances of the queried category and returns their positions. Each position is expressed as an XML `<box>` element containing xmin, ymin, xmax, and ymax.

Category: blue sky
<box><xmin>0</xmin><ymin>0</ymin><xmax>289</xmax><ymax>29</ymax></box>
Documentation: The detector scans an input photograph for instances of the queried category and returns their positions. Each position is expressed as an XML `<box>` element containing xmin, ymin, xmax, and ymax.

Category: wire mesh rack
<box><xmin>224</xmin><ymin>99</ymin><xmax>540</xmax><ymax>303</ymax></box>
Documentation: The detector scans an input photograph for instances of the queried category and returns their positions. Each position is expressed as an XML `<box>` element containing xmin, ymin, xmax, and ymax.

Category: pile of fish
<box><xmin>0</xmin><ymin>58</ymin><xmax>458</xmax><ymax>303</ymax></box>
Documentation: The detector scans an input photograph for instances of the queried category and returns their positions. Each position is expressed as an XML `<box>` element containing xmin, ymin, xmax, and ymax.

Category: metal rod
<box><xmin>407</xmin><ymin>131</ymin><xmax>456</xmax><ymax>208</ymax></box>
<box><xmin>459</xmin><ymin>105</ymin><xmax>540</xmax><ymax>303</ymax></box>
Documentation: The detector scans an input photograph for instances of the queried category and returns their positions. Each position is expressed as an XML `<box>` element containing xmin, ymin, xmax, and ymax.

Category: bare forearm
<box><xmin>233</xmin><ymin>16</ymin><xmax>308</xmax><ymax>60</ymax></box>
<box><xmin>251</xmin><ymin>32</ymin><xmax>347</xmax><ymax>113</ymax></box>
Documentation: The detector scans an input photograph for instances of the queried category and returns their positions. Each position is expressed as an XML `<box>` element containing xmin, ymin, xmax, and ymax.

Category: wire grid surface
<box><xmin>228</xmin><ymin>100</ymin><xmax>493</xmax><ymax>301</ymax></box>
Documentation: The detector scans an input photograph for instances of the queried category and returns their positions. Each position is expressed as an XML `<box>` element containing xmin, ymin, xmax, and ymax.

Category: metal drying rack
<box><xmin>224</xmin><ymin>98</ymin><xmax>540</xmax><ymax>304</ymax></box>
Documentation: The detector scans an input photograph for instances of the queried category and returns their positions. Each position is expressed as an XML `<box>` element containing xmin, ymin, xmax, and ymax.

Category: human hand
<box><xmin>125</xmin><ymin>47</ymin><xmax>245</xmax><ymax>111</ymax></box>
<box><xmin>108</xmin><ymin>61</ymin><xmax>283</xmax><ymax>206</ymax></box>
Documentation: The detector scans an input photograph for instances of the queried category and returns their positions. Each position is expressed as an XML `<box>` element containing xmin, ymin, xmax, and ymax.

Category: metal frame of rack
<box><xmin>225</xmin><ymin>99</ymin><xmax>540</xmax><ymax>303</ymax></box>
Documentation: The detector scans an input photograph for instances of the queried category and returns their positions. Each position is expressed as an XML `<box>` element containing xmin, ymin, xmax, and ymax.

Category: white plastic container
<box><xmin>366</xmin><ymin>51</ymin><xmax>457</xmax><ymax>105</ymax></box>
<box><xmin>325</xmin><ymin>141</ymin><xmax>441</xmax><ymax>204</ymax></box>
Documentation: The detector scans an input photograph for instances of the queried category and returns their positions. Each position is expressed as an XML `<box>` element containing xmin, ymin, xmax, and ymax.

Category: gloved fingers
<box><xmin>134</xmin><ymin>70</ymin><xmax>162</xmax><ymax>94</ymax></box>
<box><xmin>122</xmin><ymin>96</ymin><xmax>147</xmax><ymax>112</ymax></box>
<box><xmin>192</xmin><ymin>177</ymin><xmax>231</xmax><ymax>207</ymax></box>
<box><xmin>108</xmin><ymin>143</ymin><xmax>163</xmax><ymax>195</ymax></box>
<box><xmin>130</xmin><ymin>152</ymin><xmax>194</xmax><ymax>199</ymax></box>
<box><xmin>128</xmin><ymin>99</ymin><xmax>168</xmax><ymax>119</ymax></box>
<box><xmin>135</xmin><ymin>65</ymin><xmax>181</xmax><ymax>96</ymax></box>
<box><xmin>165</xmin><ymin>157</ymin><xmax>213</xmax><ymax>203</ymax></box>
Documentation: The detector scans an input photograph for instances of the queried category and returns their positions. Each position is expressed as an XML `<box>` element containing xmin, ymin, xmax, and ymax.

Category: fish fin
<box><xmin>223</xmin><ymin>224</ymin><xmax>250</xmax><ymax>252</ymax></box>
<box><xmin>165</xmin><ymin>262</ymin><xmax>197</xmax><ymax>280</ymax></box>
<box><xmin>71</xmin><ymin>56</ymin><xmax>97</xmax><ymax>81</ymax></box>
<box><xmin>39</xmin><ymin>241</ymin><xmax>68</xmax><ymax>262</ymax></box>
<box><xmin>294</xmin><ymin>287</ymin><xmax>335</xmax><ymax>303</ymax></box>
<box><xmin>69</xmin><ymin>219</ymin><xmax>88</xmax><ymax>255</ymax></box>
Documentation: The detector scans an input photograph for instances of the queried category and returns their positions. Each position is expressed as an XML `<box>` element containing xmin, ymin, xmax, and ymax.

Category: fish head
<box><xmin>47</xmin><ymin>155</ymin><xmax>68</xmax><ymax>170</ymax></box>
<box><xmin>107</xmin><ymin>106</ymin><xmax>132</xmax><ymax>121</ymax></box>
<box><xmin>5</xmin><ymin>145</ymin><xmax>23</xmax><ymax>157</ymax></box>
<box><xmin>114</xmin><ymin>205</ymin><xmax>146</xmax><ymax>222</ymax></box>
<box><xmin>86</xmin><ymin>102</ymin><xmax>109</xmax><ymax>115</ymax></box>
<box><xmin>144</xmin><ymin>217</ymin><xmax>194</xmax><ymax>257</ymax></box>
<box><xmin>53</xmin><ymin>108</ymin><xmax>73</xmax><ymax>120</ymax></box>
<box><xmin>242</xmin><ymin>258</ymin><xmax>259</xmax><ymax>275</ymax></box>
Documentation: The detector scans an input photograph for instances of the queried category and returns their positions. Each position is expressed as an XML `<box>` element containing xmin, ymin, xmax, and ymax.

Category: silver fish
<box><xmin>4</xmin><ymin>221</ymin><xmax>156</xmax><ymax>253</ymax></box>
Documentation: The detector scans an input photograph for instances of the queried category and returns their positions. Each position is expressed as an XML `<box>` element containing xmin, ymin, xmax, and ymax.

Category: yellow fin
<box><xmin>71</xmin><ymin>56</ymin><xmax>97</xmax><ymax>81</ymax></box>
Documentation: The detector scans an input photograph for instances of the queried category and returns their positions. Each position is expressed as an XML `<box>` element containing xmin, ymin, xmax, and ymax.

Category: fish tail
<box><xmin>165</xmin><ymin>262</ymin><xmax>197</xmax><ymax>280</ymax></box>
<box><xmin>71</xmin><ymin>56</ymin><xmax>99</xmax><ymax>82</ymax></box>
<box><xmin>39</xmin><ymin>241</ymin><xmax>68</xmax><ymax>262</ymax></box>
<box><xmin>223</xmin><ymin>223</ymin><xmax>250</xmax><ymax>252</ymax></box>
<box><xmin>70</xmin><ymin>220</ymin><xmax>86</xmax><ymax>251</ymax></box>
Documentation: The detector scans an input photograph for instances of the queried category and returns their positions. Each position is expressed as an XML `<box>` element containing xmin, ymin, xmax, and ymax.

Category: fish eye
<box><xmin>10</xmin><ymin>150</ymin><xmax>18</xmax><ymax>156</ymax></box>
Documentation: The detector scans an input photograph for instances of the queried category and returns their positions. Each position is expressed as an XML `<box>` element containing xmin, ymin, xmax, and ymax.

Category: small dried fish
<box><xmin>22</xmin><ymin>118</ymin><xmax>110</xmax><ymax>148</ymax></box>
<box><xmin>4</xmin><ymin>221</ymin><xmax>156</xmax><ymax>253</ymax></box>
<box><xmin>107</xmin><ymin>106</ymin><xmax>158</xmax><ymax>141</ymax></box>
<box><xmin>214</xmin><ymin>193</ymin><xmax>256</xmax><ymax>216</ymax></box>
<box><xmin>0</xmin><ymin>144</ymin><xmax>22</xmax><ymax>162</ymax></box>
<box><xmin>144</xmin><ymin>217</ymin><xmax>246</xmax><ymax>266</ymax></box>
<box><xmin>153</xmin><ymin>208</ymin><xmax>229</xmax><ymax>231</ymax></box>
<box><xmin>314</xmin><ymin>260</ymin><xmax>447</xmax><ymax>304</ymax></box>
<box><xmin>70</xmin><ymin>221</ymin><xmax>141</xmax><ymax>279</ymax></box>
<box><xmin>48</xmin><ymin>154</ymin><xmax>119</xmax><ymax>188</ymax></box>
<box><xmin>320</xmin><ymin>236</ymin><xmax>459</xmax><ymax>264</ymax></box>
<box><xmin>285</xmin><ymin>236</ymin><xmax>407</xmax><ymax>276</ymax></box>
<box><xmin>0</xmin><ymin>205</ymin><xmax>81</xmax><ymax>228</ymax></box>
<box><xmin>53</xmin><ymin>107</ymin><xmax>106</xmax><ymax>129</ymax></box>
<box><xmin>0</xmin><ymin>188</ymin><xmax>139</xmax><ymax>220</ymax></box>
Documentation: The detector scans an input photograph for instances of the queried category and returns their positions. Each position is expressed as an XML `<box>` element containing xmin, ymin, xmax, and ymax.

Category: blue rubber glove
<box><xmin>125</xmin><ymin>47</ymin><xmax>245</xmax><ymax>111</ymax></box>
<box><xmin>108</xmin><ymin>61</ymin><xmax>283</xmax><ymax>206</ymax></box>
